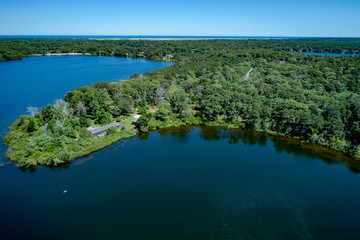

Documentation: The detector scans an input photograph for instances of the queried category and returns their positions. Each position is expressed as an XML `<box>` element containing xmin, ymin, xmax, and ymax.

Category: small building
<box><xmin>132</xmin><ymin>115</ymin><xmax>141</xmax><ymax>124</ymax></box>
<box><xmin>87</xmin><ymin>122</ymin><xmax>121</xmax><ymax>137</ymax></box>
<box><xmin>165</xmin><ymin>54</ymin><xmax>173</xmax><ymax>59</ymax></box>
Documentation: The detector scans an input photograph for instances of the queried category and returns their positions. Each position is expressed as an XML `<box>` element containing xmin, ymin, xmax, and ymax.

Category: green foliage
<box><xmin>27</xmin><ymin>119</ymin><xmax>36</xmax><ymax>132</ymax></box>
<box><xmin>66</xmin><ymin>127</ymin><xmax>79</xmax><ymax>138</ymax></box>
<box><xmin>79</xmin><ymin>117</ymin><xmax>93</xmax><ymax>127</ymax></box>
<box><xmin>1</xmin><ymin>38</ymin><xmax>359</xmax><ymax>62</ymax></box>
<box><xmin>57</xmin><ymin>152</ymin><xmax>70</xmax><ymax>162</ymax></box>
<box><xmin>41</xmin><ymin>104</ymin><xmax>56</xmax><ymax>122</ymax></box>
<box><xmin>95</xmin><ymin>110</ymin><xmax>113</xmax><ymax>125</ymax></box>
<box><xmin>137</xmin><ymin>114</ymin><xmax>150</xmax><ymax>132</ymax></box>
<box><xmin>113</xmin><ymin>98</ymin><xmax>133</xmax><ymax>117</ymax></box>
<box><xmin>167</xmin><ymin>85</ymin><xmax>189</xmax><ymax>114</ymax></box>
<box><xmin>79</xmin><ymin>128</ymin><xmax>93</xmax><ymax>139</ymax></box>
<box><xmin>139</xmin><ymin>106</ymin><xmax>149</xmax><ymax>115</ymax></box>
<box><xmin>107</xmin><ymin>126</ymin><xmax>118</xmax><ymax>135</ymax></box>
<box><xmin>3</xmin><ymin>38</ymin><xmax>360</xmax><ymax>167</ymax></box>
<box><xmin>154</xmin><ymin>103</ymin><xmax>172</xmax><ymax>121</ymax></box>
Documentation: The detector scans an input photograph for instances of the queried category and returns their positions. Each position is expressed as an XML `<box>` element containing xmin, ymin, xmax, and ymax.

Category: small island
<box><xmin>2</xmin><ymin>38</ymin><xmax>360</xmax><ymax>167</ymax></box>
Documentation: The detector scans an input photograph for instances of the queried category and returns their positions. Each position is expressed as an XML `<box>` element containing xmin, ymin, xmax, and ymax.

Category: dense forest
<box><xmin>2</xmin><ymin>38</ymin><xmax>360</xmax><ymax>167</ymax></box>
<box><xmin>1</xmin><ymin>38</ymin><xmax>360</xmax><ymax>61</ymax></box>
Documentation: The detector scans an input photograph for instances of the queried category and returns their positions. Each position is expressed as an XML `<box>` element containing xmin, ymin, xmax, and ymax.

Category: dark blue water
<box><xmin>0</xmin><ymin>56</ymin><xmax>171</xmax><ymax>159</ymax></box>
<box><xmin>1</xmin><ymin>56</ymin><xmax>360</xmax><ymax>239</ymax></box>
<box><xmin>301</xmin><ymin>52</ymin><xmax>358</xmax><ymax>57</ymax></box>
<box><xmin>0</xmin><ymin>126</ymin><xmax>360</xmax><ymax>239</ymax></box>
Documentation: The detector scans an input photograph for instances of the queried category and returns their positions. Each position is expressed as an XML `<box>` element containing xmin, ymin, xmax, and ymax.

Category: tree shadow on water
<box><xmin>156</xmin><ymin>126</ymin><xmax>195</xmax><ymax>144</ymax></box>
<box><xmin>199</xmin><ymin>126</ymin><xmax>268</xmax><ymax>147</ymax></box>
<box><xmin>197</xmin><ymin>126</ymin><xmax>360</xmax><ymax>174</ymax></box>
<box><xmin>19</xmin><ymin>161</ymin><xmax>72</xmax><ymax>173</ymax></box>
<box><xmin>158</xmin><ymin>126</ymin><xmax>194</xmax><ymax>138</ymax></box>
<box><xmin>138</xmin><ymin>132</ymin><xmax>149</xmax><ymax>141</ymax></box>
<box><xmin>270</xmin><ymin>137</ymin><xmax>360</xmax><ymax>174</ymax></box>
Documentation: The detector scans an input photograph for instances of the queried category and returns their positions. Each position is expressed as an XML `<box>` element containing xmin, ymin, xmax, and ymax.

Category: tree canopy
<box><xmin>3</xmin><ymin>37</ymin><xmax>360</xmax><ymax>167</ymax></box>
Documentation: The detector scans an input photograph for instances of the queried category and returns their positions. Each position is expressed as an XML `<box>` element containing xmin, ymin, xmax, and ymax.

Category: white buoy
<box><xmin>63</xmin><ymin>190</ymin><xmax>68</xmax><ymax>194</ymax></box>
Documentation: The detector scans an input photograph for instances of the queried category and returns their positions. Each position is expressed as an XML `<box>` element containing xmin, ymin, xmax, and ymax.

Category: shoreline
<box><xmin>32</xmin><ymin>52</ymin><xmax>92</xmax><ymax>56</ymax></box>
<box><xmin>5</xmin><ymin>123</ymin><xmax>360</xmax><ymax>172</ymax></box>
<box><xmin>2</xmin><ymin>42</ymin><xmax>359</xmax><ymax>170</ymax></box>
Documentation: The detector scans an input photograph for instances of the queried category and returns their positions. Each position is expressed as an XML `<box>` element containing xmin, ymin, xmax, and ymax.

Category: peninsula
<box><xmin>1</xmin><ymin>38</ymin><xmax>360</xmax><ymax>167</ymax></box>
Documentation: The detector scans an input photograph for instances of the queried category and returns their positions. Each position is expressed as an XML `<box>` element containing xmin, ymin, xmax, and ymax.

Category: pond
<box><xmin>0</xmin><ymin>126</ymin><xmax>360</xmax><ymax>239</ymax></box>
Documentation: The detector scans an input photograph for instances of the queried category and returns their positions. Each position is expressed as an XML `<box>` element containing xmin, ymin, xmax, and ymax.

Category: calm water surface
<box><xmin>0</xmin><ymin>57</ymin><xmax>360</xmax><ymax>239</ymax></box>
<box><xmin>0</xmin><ymin>127</ymin><xmax>360</xmax><ymax>239</ymax></box>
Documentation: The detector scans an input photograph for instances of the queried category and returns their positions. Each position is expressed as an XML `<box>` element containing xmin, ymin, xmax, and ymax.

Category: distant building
<box><xmin>87</xmin><ymin>122</ymin><xmax>121</xmax><ymax>137</ymax></box>
<box><xmin>132</xmin><ymin>115</ymin><xmax>141</xmax><ymax>124</ymax></box>
<box><xmin>165</xmin><ymin>54</ymin><xmax>173</xmax><ymax>59</ymax></box>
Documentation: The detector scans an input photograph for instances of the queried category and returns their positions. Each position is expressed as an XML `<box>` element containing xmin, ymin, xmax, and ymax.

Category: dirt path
<box><xmin>245</xmin><ymin>68</ymin><xmax>253</xmax><ymax>80</ymax></box>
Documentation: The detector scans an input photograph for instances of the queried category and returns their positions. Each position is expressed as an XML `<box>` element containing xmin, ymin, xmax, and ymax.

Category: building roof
<box><xmin>87</xmin><ymin>122</ymin><xmax>121</xmax><ymax>135</ymax></box>
<box><xmin>133</xmin><ymin>114</ymin><xmax>141</xmax><ymax>122</ymax></box>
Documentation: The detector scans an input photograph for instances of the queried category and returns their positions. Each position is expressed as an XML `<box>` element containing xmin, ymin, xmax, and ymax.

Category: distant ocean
<box><xmin>0</xmin><ymin>35</ymin><xmax>308</xmax><ymax>39</ymax></box>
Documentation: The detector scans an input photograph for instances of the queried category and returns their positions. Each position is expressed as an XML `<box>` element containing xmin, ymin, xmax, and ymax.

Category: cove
<box><xmin>0</xmin><ymin>56</ymin><xmax>172</xmax><ymax>159</ymax></box>
<box><xmin>1</xmin><ymin>126</ymin><xmax>360</xmax><ymax>239</ymax></box>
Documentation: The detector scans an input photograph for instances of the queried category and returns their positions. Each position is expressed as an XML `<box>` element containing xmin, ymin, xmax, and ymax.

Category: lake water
<box><xmin>0</xmin><ymin>56</ymin><xmax>171</xmax><ymax>158</ymax></box>
<box><xmin>1</xmin><ymin>57</ymin><xmax>360</xmax><ymax>239</ymax></box>
<box><xmin>301</xmin><ymin>52</ymin><xmax>358</xmax><ymax>57</ymax></box>
<box><xmin>0</xmin><ymin>127</ymin><xmax>360</xmax><ymax>239</ymax></box>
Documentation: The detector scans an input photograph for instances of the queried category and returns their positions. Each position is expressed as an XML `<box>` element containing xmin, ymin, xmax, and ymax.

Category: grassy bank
<box><xmin>4</xmin><ymin>112</ymin><xmax>360</xmax><ymax>168</ymax></box>
<box><xmin>70</xmin><ymin>128</ymin><xmax>136</xmax><ymax>159</ymax></box>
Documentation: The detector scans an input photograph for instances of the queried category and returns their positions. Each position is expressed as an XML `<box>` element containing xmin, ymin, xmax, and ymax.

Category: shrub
<box><xmin>107</xmin><ymin>126</ymin><xmax>118</xmax><ymax>135</ymax></box>
<box><xmin>66</xmin><ymin>127</ymin><xmax>79</xmax><ymax>138</ymax></box>
<box><xmin>80</xmin><ymin>117</ymin><xmax>93</xmax><ymax>127</ymax></box>
<box><xmin>140</xmin><ymin>106</ymin><xmax>149</xmax><ymax>115</ymax></box>
<box><xmin>137</xmin><ymin>114</ymin><xmax>149</xmax><ymax>132</ymax></box>
<box><xmin>96</xmin><ymin>110</ymin><xmax>113</xmax><ymax>125</ymax></box>
<box><xmin>45</xmin><ymin>155</ymin><xmax>55</xmax><ymax>165</ymax></box>
<box><xmin>57</xmin><ymin>152</ymin><xmax>70</xmax><ymax>162</ymax></box>
<box><xmin>27</xmin><ymin>119</ymin><xmax>36</xmax><ymax>132</ymax></box>
<box><xmin>148</xmin><ymin>118</ymin><xmax>160</xmax><ymax>131</ymax></box>
<box><xmin>80</xmin><ymin>128</ymin><xmax>93</xmax><ymax>139</ymax></box>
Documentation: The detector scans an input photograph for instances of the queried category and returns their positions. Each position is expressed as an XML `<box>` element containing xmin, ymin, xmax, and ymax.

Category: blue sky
<box><xmin>1</xmin><ymin>0</ymin><xmax>359</xmax><ymax>37</ymax></box>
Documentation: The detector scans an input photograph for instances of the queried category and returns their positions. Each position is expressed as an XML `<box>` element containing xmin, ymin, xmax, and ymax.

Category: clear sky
<box><xmin>1</xmin><ymin>0</ymin><xmax>359</xmax><ymax>37</ymax></box>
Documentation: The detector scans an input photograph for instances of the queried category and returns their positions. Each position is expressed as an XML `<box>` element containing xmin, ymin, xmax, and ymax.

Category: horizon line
<box><xmin>1</xmin><ymin>34</ymin><xmax>360</xmax><ymax>38</ymax></box>
<box><xmin>0</xmin><ymin>34</ymin><xmax>360</xmax><ymax>38</ymax></box>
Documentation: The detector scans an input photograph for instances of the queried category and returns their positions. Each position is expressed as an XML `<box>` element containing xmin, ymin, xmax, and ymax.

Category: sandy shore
<box><xmin>32</xmin><ymin>53</ymin><xmax>91</xmax><ymax>56</ymax></box>
<box><xmin>91</xmin><ymin>38</ymin><xmax>250</xmax><ymax>41</ymax></box>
